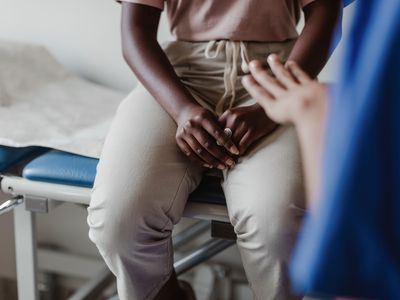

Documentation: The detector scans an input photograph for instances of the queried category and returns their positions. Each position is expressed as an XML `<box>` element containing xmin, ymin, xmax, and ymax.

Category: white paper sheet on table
<box><xmin>0</xmin><ymin>40</ymin><xmax>126</xmax><ymax>158</ymax></box>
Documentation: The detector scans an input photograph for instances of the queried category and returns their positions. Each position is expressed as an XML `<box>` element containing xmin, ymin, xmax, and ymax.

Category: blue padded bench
<box><xmin>22</xmin><ymin>150</ymin><xmax>98</xmax><ymax>188</ymax></box>
<box><xmin>22</xmin><ymin>150</ymin><xmax>227</xmax><ymax>205</ymax></box>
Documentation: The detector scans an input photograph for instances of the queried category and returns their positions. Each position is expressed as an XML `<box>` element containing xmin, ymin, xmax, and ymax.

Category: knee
<box><xmin>232</xmin><ymin>203</ymin><xmax>303</xmax><ymax>261</ymax></box>
<box><xmin>87</xmin><ymin>195</ymin><xmax>130</xmax><ymax>257</ymax></box>
<box><xmin>87</xmin><ymin>185</ymin><xmax>168</xmax><ymax>257</ymax></box>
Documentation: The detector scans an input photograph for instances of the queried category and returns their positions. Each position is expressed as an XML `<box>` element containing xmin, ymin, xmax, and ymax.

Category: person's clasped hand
<box><xmin>218</xmin><ymin>104</ymin><xmax>278</xmax><ymax>155</ymax></box>
<box><xmin>176</xmin><ymin>99</ymin><xmax>278</xmax><ymax>170</ymax></box>
<box><xmin>175</xmin><ymin>105</ymin><xmax>239</xmax><ymax>170</ymax></box>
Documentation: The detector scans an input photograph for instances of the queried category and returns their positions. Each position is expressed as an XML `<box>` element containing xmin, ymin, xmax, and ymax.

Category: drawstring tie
<box><xmin>205</xmin><ymin>40</ymin><xmax>250</xmax><ymax>115</ymax></box>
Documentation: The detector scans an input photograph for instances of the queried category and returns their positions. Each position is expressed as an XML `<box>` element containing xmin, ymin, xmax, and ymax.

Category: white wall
<box><xmin>0</xmin><ymin>0</ymin><xmax>172</xmax><ymax>93</ymax></box>
<box><xmin>0</xmin><ymin>0</ymin><xmax>355</xmax><ymax>286</ymax></box>
<box><xmin>0</xmin><ymin>0</ymin><xmax>354</xmax><ymax>92</ymax></box>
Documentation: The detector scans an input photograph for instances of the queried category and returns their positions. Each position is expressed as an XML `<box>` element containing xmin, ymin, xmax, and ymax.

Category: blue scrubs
<box><xmin>290</xmin><ymin>0</ymin><xmax>400</xmax><ymax>299</ymax></box>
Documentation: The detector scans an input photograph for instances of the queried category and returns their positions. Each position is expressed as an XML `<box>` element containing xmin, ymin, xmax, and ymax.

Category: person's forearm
<box><xmin>294</xmin><ymin>86</ymin><xmax>328</xmax><ymax>207</ymax></box>
<box><xmin>288</xmin><ymin>0</ymin><xmax>341</xmax><ymax>78</ymax></box>
<box><xmin>121</xmin><ymin>4</ymin><xmax>198</xmax><ymax>124</ymax></box>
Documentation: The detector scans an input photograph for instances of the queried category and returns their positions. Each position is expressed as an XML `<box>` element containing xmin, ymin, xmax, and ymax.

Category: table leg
<box><xmin>13</xmin><ymin>204</ymin><xmax>39</xmax><ymax>300</ymax></box>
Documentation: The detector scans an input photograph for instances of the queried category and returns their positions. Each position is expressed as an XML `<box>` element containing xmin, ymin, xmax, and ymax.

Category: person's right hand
<box><xmin>176</xmin><ymin>105</ymin><xmax>239</xmax><ymax>170</ymax></box>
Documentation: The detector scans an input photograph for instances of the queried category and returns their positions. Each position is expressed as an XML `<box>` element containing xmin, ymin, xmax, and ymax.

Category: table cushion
<box><xmin>23</xmin><ymin>150</ymin><xmax>98</xmax><ymax>188</ymax></box>
<box><xmin>0</xmin><ymin>146</ymin><xmax>45</xmax><ymax>171</ymax></box>
<box><xmin>22</xmin><ymin>150</ymin><xmax>226</xmax><ymax>205</ymax></box>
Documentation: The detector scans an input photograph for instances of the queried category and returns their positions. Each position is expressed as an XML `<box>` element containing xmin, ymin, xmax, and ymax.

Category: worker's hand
<box><xmin>218</xmin><ymin>104</ymin><xmax>278</xmax><ymax>155</ymax></box>
<box><xmin>176</xmin><ymin>105</ymin><xmax>239</xmax><ymax>170</ymax></box>
<box><xmin>242</xmin><ymin>55</ymin><xmax>327</xmax><ymax>126</ymax></box>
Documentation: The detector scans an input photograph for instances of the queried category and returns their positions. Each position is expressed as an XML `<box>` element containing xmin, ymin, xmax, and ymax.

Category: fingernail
<box><xmin>249</xmin><ymin>61</ymin><xmax>258</xmax><ymax>70</ymax></box>
<box><xmin>242</xmin><ymin>75</ymin><xmax>250</xmax><ymax>82</ymax></box>
<box><xmin>218</xmin><ymin>164</ymin><xmax>226</xmax><ymax>170</ymax></box>
<box><xmin>230</xmin><ymin>146</ymin><xmax>240</xmax><ymax>155</ymax></box>
<box><xmin>226</xmin><ymin>159</ymin><xmax>235</xmax><ymax>167</ymax></box>
<box><xmin>204</xmin><ymin>164</ymin><xmax>211</xmax><ymax>168</ymax></box>
<box><xmin>268</xmin><ymin>54</ymin><xmax>278</xmax><ymax>62</ymax></box>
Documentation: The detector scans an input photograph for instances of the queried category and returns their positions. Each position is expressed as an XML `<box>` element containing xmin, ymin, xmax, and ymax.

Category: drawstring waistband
<box><xmin>205</xmin><ymin>40</ymin><xmax>250</xmax><ymax>114</ymax></box>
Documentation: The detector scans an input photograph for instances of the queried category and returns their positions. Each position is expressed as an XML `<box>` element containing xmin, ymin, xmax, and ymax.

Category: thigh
<box><xmin>89</xmin><ymin>84</ymin><xmax>203</xmax><ymax>228</ymax></box>
<box><xmin>223</xmin><ymin>125</ymin><xmax>306</xmax><ymax>237</ymax></box>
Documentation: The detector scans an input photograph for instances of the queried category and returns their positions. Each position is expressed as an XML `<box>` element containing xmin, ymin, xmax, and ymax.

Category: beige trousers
<box><xmin>87</xmin><ymin>40</ymin><xmax>305</xmax><ymax>300</ymax></box>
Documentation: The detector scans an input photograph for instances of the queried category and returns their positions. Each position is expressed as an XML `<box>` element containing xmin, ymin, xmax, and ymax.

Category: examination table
<box><xmin>0</xmin><ymin>146</ymin><xmax>235</xmax><ymax>300</ymax></box>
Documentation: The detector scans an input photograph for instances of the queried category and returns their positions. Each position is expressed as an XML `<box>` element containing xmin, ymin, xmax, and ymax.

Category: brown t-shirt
<box><xmin>118</xmin><ymin>0</ymin><xmax>315</xmax><ymax>42</ymax></box>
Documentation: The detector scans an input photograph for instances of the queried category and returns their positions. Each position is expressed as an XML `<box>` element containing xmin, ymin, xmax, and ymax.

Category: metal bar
<box><xmin>1</xmin><ymin>176</ymin><xmax>91</xmax><ymax>205</ymax></box>
<box><xmin>0</xmin><ymin>176</ymin><xmax>230</xmax><ymax>221</ymax></box>
<box><xmin>172</xmin><ymin>221</ymin><xmax>210</xmax><ymax>249</ymax></box>
<box><xmin>67</xmin><ymin>268</ymin><xmax>114</xmax><ymax>300</ymax></box>
<box><xmin>0</xmin><ymin>196</ymin><xmax>23</xmax><ymax>215</ymax></box>
<box><xmin>14</xmin><ymin>203</ymin><xmax>39</xmax><ymax>300</ymax></box>
<box><xmin>174</xmin><ymin>239</ymin><xmax>235</xmax><ymax>275</ymax></box>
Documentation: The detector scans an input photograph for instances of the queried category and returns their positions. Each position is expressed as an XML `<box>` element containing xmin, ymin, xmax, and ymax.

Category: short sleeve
<box><xmin>116</xmin><ymin>0</ymin><xmax>164</xmax><ymax>10</ymax></box>
<box><xmin>300</xmin><ymin>0</ymin><xmax>316</xmax><ymax>7</ymax></box>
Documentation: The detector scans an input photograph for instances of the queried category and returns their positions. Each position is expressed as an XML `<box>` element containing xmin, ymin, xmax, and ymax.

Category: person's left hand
<box><xmin>218</xmin><ymin>104</ymin><xmax>278</xmax><ymax>156</ymax></box>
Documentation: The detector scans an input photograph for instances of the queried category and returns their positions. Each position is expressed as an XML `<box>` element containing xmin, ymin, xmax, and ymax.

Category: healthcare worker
<box><xmin>243</xmin><ymin>0</ymin><xmax>400</xmax><ymax>299</ymax></box>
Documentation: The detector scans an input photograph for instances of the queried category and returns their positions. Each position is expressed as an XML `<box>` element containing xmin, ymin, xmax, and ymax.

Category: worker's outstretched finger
<box><xmin>267</xmin><ymin>54</ymin><xmax>297</xmax><ymax>88</ymax></box>
<box><xmin>249</xmin><ymin>60</ymin><xmax>285</xmax><ymax>98</ymax></box>
<box><xmin>285</xmin><ymin>60</ymin><xmax>312</xmax><ymax>84</ymax></box>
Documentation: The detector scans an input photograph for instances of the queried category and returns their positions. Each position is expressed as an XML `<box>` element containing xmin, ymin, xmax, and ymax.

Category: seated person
<box><xmin>87</xmin><ymin>0</ymin><xmax>341</xmax><ymax>299</ymax></box>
